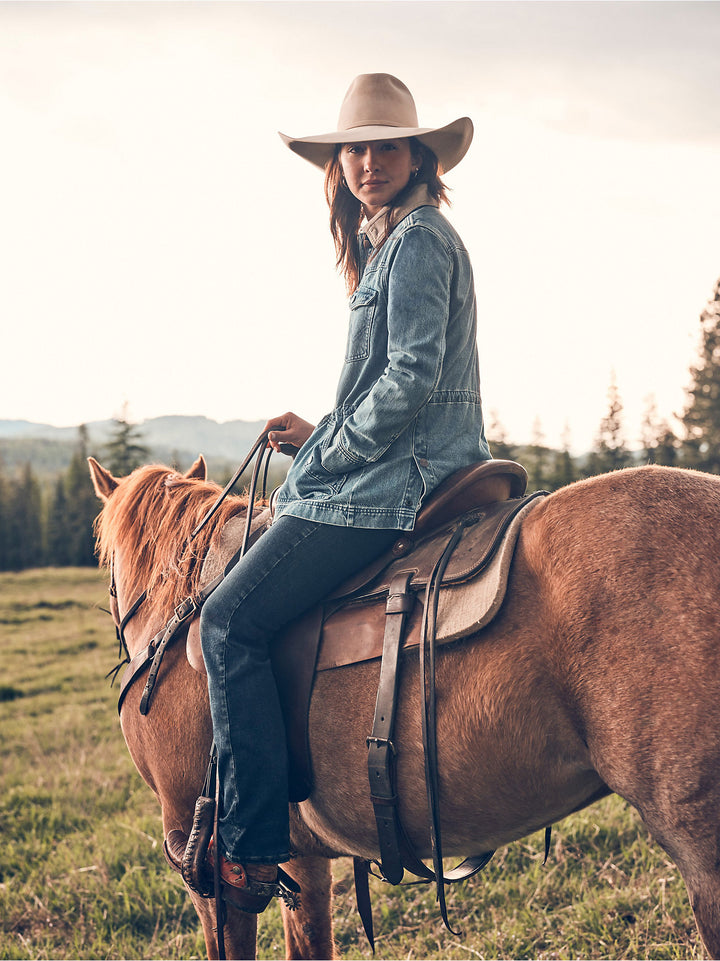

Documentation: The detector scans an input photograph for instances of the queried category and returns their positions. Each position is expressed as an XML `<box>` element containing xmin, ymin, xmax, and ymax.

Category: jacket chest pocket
<box><xmin>345</xmin><ymin>286</ymin><xmax>378</xmax><ymax>362</ymax></box>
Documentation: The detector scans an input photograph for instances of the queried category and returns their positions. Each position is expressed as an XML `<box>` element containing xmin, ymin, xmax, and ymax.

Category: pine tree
<box><xmin>548</xmin><ymin>424</ymin><xmax>577</xmax><ymax>490</ymax></box>
<box><xmin>486</xmin><ymin>410</ymin><xmax>516</xmax><ymax>462</ymax></box>
<box><xmin>641</xmin><ymin>395</ymin><xmax>660</xmax><ymax>464</ymax></box>
<box><xmin>46</xmin><ymin>475</ymin><xmax>71</xmax><ymax>566</ymax></box>
<box><xmin>641</xmin><ymin>395</ymin><xmax>678</xmax><ymax>467</ymax></box>
<box><xmin>525</xmin><ymin>417</ymin><xmax>548</xmax><ymax>492</ymax></box>
<box><xmin>66</xmin><ymin>425</ymin><xmax>102</xmax><ymax>566</ymax></box>
<box><xmin>6</xmin><ymin>464</ymin><xmax>43</xmax><ymax>570</ymax></box>
<box><xmin>681</xmin><ymin>278</ymin><xmax>720</xmax><ymax>473</ymax></box>
<box><xmin>103</xmin><ymin>409</ymin><xmax>150</xmax><ymax>477</ymax></box>
<box><xmin>593</xmin><ymin>375</ymin><xmax>631</xmax><ymax>473</ymax></box>
<box><xmin>655</xmin><ymin>423</ymin><xmax>679</xmax><ymax>467</ymax></box>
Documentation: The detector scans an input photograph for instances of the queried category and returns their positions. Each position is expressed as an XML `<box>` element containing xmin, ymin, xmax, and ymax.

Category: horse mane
<box><xmin>94</xmin><ymin>464</ymin><xmax>251</xmax><ymax>624</ymax></box>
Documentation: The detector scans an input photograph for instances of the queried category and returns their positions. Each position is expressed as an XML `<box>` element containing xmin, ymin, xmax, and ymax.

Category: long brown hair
<box><xmin>324</xmin><ymin>138</ymin><xmax>449</xmax><ymax>294</ymax></box>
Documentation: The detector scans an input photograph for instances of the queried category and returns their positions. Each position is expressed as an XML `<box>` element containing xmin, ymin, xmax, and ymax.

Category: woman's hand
<box><xmin>264</xmin><ymin>412</ymin><xmax>316</xmax><ymax>454</ymax></box>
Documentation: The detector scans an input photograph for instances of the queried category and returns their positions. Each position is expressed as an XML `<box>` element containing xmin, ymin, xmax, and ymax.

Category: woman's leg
<box><xmin>200</xmin><ymin>515</ymin><xmax>399</xmax><ymax>865</ymax></box>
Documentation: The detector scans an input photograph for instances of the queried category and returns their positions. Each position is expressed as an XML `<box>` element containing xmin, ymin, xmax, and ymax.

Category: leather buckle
<box><xmin>175</xmin><ymin>598</ymin><xmax>197</xmax><ymax>622</ymax></box>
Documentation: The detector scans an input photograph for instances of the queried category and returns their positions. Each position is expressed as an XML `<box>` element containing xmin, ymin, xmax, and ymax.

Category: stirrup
<box><xmin>164</xmin><ymin>830</ymin><xmax>301</xmax><ymax>911</ymax></box>
<box><xmin>218</xmin><ymin>863</ymin><xmax>301</xmax><ymax>914</ymax></box>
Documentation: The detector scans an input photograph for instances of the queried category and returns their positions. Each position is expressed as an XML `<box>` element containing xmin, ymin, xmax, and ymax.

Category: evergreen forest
<box><xmin>1</xmin><ymin>278</ymin><xmax>718</xmax><ymax>573</ymax></box>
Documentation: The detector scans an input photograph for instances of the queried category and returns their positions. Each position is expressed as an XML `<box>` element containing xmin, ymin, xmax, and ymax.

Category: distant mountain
<box><xmin>137</xmin><ymin>416</ymin><xmax>268</xmax><ymax>459</ymax></box>
<box><xmin>0</xmin><ymin>416</ymin><xmax>274</xmax><ymax>481</ymax></box>
<box><xmin>0</xmin><ymin>420</ymin><xmax>106</xmax><ymax>441</ymax></box>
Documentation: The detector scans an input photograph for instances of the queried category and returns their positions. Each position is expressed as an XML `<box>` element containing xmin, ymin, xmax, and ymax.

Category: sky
<box><xmin>1</xmin><ymin>1</ymin><xmax>719</xmax><ymax>453</ymax></box>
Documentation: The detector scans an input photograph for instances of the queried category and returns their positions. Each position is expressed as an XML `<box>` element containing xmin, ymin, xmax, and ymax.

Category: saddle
<box><xmin>186</xmin><ymin>459</ymin><xmax>544</xmax><ymax>800</ymax></box>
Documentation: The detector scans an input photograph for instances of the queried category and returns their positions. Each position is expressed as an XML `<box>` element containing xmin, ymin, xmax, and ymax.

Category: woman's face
<box><xmin>340</xmin><ymin>139</ymin><xmax>419</xmax><ymax>218</ymax></box>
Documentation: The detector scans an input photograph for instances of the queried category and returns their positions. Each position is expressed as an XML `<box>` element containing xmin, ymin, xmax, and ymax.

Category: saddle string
<box><xmin>419</xmin><ymin>521</ymin><xmax>467</xmax><ymax>935</ymax></box>
<box><xmin>356</xmin><ymin>518</ymin><xmax>498</xmax><ymax>947</ymax></box>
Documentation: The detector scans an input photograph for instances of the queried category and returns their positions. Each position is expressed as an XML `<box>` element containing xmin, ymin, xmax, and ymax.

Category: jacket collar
<box><xmin>359</xmin><ymin>183</ymin><xmax>438</xmax><ymax>250</ymax></box>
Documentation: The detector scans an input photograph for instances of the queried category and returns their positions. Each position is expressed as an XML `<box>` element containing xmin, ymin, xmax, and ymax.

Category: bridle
<box><xmin>105</xmin><ymin>429</ymin><xmax>278</xmax><ymax>695</ymax></box>
<box><xmin>108</xmin><ymin>554</ymin><xmax>147</xmax><ymax>664</ymax></box>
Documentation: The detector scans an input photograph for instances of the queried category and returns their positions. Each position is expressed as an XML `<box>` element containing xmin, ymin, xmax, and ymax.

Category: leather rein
<box><xmin>108</xmin><ymin>430</ymin><xmax>275</xmax><ymax>714</ymax></box>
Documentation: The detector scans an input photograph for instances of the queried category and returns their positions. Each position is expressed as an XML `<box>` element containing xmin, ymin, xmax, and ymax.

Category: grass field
<box><xmin>0</xmin><ymin>568</ymin><xmax>704</xmax><ymax>960</ymax></box>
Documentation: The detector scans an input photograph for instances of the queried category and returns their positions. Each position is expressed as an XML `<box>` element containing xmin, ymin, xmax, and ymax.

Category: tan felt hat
<box><xmin>279</xmin><ymin>73</ymin><xmax>473</xmax><ymax>173</ymax></box>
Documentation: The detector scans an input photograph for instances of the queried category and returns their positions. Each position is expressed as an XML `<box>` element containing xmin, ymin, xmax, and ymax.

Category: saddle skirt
<box><xmin>316</xmin><ymin>493</ymin><xmax>544</xmax><ymax>668</ymax></box>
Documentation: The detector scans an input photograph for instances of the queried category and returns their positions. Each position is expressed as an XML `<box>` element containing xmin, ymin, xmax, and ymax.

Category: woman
<box><xmin>200</xmin><ymin>72</ymin><xmax>491</xmax><ymax>913</ymax></box>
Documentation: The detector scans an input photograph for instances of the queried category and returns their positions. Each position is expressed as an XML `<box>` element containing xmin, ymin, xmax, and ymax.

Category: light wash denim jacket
<box><xmin>275</xmin><ymin>184</ymin><xmax>491</xmax><ymax>531</ymax></box>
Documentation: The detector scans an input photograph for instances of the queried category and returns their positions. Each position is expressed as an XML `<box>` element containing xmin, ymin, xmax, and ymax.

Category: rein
<box><xmin>108</xmin><ymin>430</ymin><xmax>275</xmax><ymax>709</ymax></box>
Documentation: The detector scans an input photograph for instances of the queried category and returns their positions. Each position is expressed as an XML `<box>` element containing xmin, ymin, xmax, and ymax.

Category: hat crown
<box><xmin>337</xmin><ymin>73</ymin><xmax>419</xmax><ymax>132</ymax></box>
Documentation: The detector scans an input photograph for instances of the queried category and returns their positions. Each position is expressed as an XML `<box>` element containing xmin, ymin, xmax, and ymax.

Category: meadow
<box><xmin>0</xmin><ymin>568</ymin><xmax>703</xmax><ymax>960</ymax></box>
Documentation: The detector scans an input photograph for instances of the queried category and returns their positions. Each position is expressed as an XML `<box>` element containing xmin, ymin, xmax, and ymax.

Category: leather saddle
<box><xmin>188</xmin><ymin>459</ymin><xmax>545</xmax><ymax>801</ymax></box>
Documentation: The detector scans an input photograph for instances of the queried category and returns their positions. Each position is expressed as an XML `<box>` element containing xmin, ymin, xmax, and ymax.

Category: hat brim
<box><xmin>278</xmin><ymin>116</ymin><xmax>473</xmax><ymax>174</ymax></box>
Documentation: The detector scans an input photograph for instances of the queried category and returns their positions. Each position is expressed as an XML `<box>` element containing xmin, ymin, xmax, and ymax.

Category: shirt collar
<box><xmin>359</xmin><ymin>183</ymin><xmax>438</xmax><ymax>250</ymax></box>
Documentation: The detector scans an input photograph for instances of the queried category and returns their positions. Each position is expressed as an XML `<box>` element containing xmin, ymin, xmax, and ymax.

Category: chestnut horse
<box><xmin>89</xmin><ymin>455</ymin><xmax>720</xmax><ymax>960</ymax></box>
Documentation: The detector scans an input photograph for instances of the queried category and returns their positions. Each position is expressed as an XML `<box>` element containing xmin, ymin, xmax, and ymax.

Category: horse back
<box><xmin>519</xmin><ymin>465</ymin><xmax>720</xmax><ymax>812</ymax></box>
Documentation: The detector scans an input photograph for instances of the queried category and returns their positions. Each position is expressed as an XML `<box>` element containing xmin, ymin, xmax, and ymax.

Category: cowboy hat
<box><xmin>279</xmin><ymin>73</ymin><xmax>473</xmax><ymax>173</ymax></box>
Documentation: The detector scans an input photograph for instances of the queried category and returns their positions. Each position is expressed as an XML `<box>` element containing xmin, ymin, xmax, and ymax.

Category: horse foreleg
<box><xmin>188</xmin><ymin>890</ymin><xmax>259</xmax><ymax>961</ymax></box>
<box><xmin>280</xmin><ymin>856</ymin><xmax>336</xmax><ymax>960</ymax></box>
<box><xmin>683</xmin><ymin>873</ymin><xmax>720</xmax><ymax>960</ymax></box>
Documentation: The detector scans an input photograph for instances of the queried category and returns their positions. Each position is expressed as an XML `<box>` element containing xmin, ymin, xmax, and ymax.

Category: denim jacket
<box><xmin>275</xmin><ymin>184</ymin><xmax>491</xmax><ymax>531</ymax></box>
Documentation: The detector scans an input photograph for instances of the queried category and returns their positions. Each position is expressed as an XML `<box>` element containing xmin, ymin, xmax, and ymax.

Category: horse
<box><xmin>88</xmin><ymin>454</ymin><xmax>720</xmax><ymax>960</ymax></box>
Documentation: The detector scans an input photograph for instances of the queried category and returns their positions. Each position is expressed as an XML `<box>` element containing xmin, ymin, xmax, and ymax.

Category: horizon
<box><xmin>0</xmin><ymin>408</ymin><xmax>684</xmax><ymax>457</ymax></box>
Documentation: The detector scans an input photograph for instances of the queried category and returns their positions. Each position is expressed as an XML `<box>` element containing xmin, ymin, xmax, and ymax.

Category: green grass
<box><xmin>0</xmin><ymin>569</ymin><xmax>704</xmax><ymax>960</ymax></box>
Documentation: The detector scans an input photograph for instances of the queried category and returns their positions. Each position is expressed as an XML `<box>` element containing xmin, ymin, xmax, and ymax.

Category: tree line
<box><xmin>478</xmin><ymin>277</ymin><xmax>720</xmax><ymax>489</ymax></box>
<box><xmin>1</xmin><ymin>278</ymin><xmax>718</xmax><ymax>573</ymax></box>
<box><xmin>0</xmin><ymin>420</ymin><xmax>149</xmax><ymax>572</ymax></box>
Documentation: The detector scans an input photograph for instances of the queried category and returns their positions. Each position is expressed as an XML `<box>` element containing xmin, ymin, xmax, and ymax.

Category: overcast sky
<box><xmin>2</xmin><ymin>1</ymin><xmax>719</xmax><ymax>452</ymax></box>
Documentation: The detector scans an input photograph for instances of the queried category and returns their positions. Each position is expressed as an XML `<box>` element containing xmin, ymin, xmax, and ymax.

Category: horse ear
<box><xmin>185</xmin><ymin>455</ymin><xmax>207</xmax><ymax>481</ymax></box>
<box><xmin>88</xmin><ymin>457</ymin><xmax>119</xmax><ymax>501</ymax></box>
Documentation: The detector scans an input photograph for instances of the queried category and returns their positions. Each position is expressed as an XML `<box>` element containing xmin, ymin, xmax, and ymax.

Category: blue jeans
<box><xmin>200</xmin><ymin>514</ymin><xmax>400</xmax><ymax>864</ymax></box>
